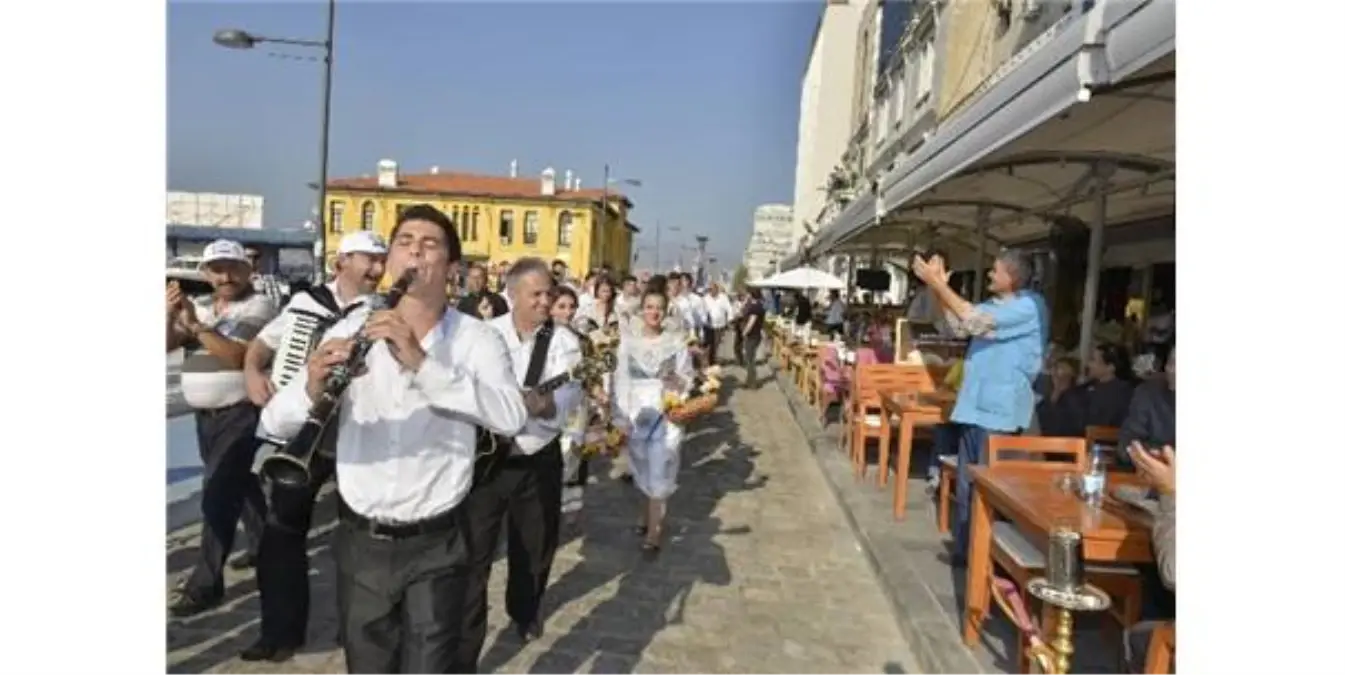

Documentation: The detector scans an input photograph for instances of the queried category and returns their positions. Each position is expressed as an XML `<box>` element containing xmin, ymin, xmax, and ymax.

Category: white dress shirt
<box><xmin>488</xmin><ymin>314</ymin><xmax>584</xmax><ymax>455</ymax></box>
<box><xmin>706</xmin><ymin>293</ymin><xmax>733</xmax><ymax>329</ymax></box>
<box><xmin>260</xmin><ymin>307</ymin><xmax>527</xmax><ymax>522</ymax></box>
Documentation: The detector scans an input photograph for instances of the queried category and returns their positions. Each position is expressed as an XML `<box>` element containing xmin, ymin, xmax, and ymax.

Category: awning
<box><xmin>794</xmin><ymin>0</ymin><xmax>1175</xmax><ymax>265</ymax></box>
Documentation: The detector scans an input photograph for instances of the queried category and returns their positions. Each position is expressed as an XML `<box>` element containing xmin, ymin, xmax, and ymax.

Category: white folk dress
<box><xmin>613</xmin><ymin>329</ymin><xmax>694</xmax><ymax>500</ymax></box>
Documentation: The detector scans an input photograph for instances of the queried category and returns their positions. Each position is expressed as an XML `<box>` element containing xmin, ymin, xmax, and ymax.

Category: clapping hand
<box><xmin>912</xmin><ymin>255</ymin><xmax>951</xmax><ymax>286</ymax></box>
<box><xmin>364</xmin><ymin>310</ymin><xmax>427</xmax><ymax>372</ymax></box>
<box><xmin>1126</xmin><ymin>442</ymin><xmax>1176</xmax><ymax>496</ymax></box>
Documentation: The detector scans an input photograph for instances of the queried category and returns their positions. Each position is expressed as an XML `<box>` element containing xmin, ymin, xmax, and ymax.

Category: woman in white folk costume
<box><xmin>549</xmin><ymin>287</ymin><xmax>591</xmax><ymax>527</ymax></box>
<box><xmin>612</xmin><ymin>288</ymin><xmax>695</xmax><ymax>556</ymax></box>
<box><xmin>575</xmin><ymin>275</ymin><xmax>620</xmax><ymax>334</ymax></box>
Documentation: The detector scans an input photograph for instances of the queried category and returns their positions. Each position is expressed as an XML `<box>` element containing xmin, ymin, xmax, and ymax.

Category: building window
<box><xmin>557</xmin><ymin>211</ymin><xmax>573</xmax><ymax>248</ymax></box>
<box><xmin>499</xmin><ymin>210</ymin><xmax>514</xmax><ymax>245</ymax></box>
<box><xmin>451</xmin><ymin>206</ymin><xmax>461</xmax><ymax>235</ymax></box>
<box><xmin>523</xmin><ymin>211</ymin><xmax>539</xmax><ymax>246</ymax></box>
<box><xmin>470</xmin><ymin>207</ymin><xmax>480</xmax><ymax>242</ymax></box>
<box><xmin>360</xmin><ymin>201</ymin><xmax>375</xmax><ymax>230</ymax></box>
<box><xmin>329</xmin><ymin>202</ymin><xmax>344</xmax><ymax>233</ymax></box>
<box><xmin>917</xmin><ymin>40</ymin><xmax>935</xmax><ymax>100</ymax></box>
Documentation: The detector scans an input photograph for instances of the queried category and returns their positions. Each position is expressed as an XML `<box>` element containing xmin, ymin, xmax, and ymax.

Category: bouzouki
<box><xmin>473</xmin><ymin>348</ymin><xmax>615</xmax><ymax>487</ymax></box>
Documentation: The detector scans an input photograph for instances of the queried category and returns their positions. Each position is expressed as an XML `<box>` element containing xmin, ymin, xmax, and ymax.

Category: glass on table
<box><xmin>1053</xmin><ymin>471</ymin><xmax>1083</xmax><ymax>497</ymax></box>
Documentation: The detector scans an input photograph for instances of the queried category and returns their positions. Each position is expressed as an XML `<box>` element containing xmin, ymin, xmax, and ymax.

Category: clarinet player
<box><xmin>259</xmin><ymin>204</ymin><xmax>527</xmax><ymax>674</ymax></box>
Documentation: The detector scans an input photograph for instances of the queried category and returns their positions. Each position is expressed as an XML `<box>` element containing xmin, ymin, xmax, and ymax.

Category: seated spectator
<box><xmin>1081</xmin><ymin>342</ymin><xmax>1138</xmax><ymax>429</ymax></box>
<box><xmin>1121</xmin><ymin>442</ymin><xmax>1176</xmax><ymax>673</ymax></box>
<box><xmin>1036</xmin><ymin>356</ymin><xmax>1087</xmax><ymax>437</ymax></box>
<box><xmin>1118</xmin><ymin>345</ymin><xmax>1177</xmax><ymax>465</ymax></box>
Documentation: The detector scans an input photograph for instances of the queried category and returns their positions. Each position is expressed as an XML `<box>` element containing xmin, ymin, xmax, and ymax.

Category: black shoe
<box><xmin>239</xmin><ymin>639</ymin><xmax>298</xmax><ymax>662</ymax></box>
<box><xmin>513</xmin><ymin>620</ymin><xmax>543</xmax><ymax>641</ymax></box>
<box><xmin>228</xmin><ymin>552</ymin><xmax>257</xmax><ymax>570</ymax></box>
<box><xmin>640</xmin><ymin>541</ymin><xmax>662</xmax><ymax>561</ymax></box>
<box><xmin>168</xmin><ymin>590</ymin><xmax>220</xmax><ymax>618</ymax></box>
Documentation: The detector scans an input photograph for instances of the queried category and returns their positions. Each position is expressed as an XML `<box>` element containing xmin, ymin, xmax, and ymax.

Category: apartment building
<box><xmin>742</xmin><ymin>204</ymin><xmax>794</xmax><ymax>281</ymax></box>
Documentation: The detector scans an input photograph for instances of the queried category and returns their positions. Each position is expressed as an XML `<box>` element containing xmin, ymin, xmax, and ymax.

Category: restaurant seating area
<box><xmin>766</xmin><ymin>316</ymin><xmax>1175</xmax><ymax>674</ymax></box>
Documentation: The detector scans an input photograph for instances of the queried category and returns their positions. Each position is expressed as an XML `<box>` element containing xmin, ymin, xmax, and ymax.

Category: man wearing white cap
<box><xmin>237</xmin><ymin>230</ymin><xmax>386</xmax><ymax>662</ymax></box>
<box><xmin>166</xmin><ymin>239</ymin><xmax>279</xmax><ymax>618</ymax></box>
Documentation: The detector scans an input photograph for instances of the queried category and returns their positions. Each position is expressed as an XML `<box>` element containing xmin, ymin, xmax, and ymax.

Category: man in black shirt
<box><xmin>738</xmin><ymin>288</ymin><xmax>766</xmax><ymax>388</ymax></box>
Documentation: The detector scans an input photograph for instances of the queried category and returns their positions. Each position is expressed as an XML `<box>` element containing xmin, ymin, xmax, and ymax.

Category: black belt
<box><xmin>337</xmin><ymin>496</ymin><xmax>461</xmax><ymax>541</ymax></box>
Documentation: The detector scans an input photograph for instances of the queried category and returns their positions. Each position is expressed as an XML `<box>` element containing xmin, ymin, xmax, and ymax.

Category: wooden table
<box><xmin>961</xmin><ymin>465</ymin><xmax>1154</xmax><ymax>647</ymax></box>
<box><xmin>877</xmin><ymin>389</ymin><xmax>955</xmax><ymax>515</ymax></box>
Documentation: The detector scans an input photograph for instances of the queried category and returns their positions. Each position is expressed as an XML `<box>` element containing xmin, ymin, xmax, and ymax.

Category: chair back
<box><xmin>851</xmin><ymin>363</ymin><xmax>947</xmax><ymax>412</ymax></box>
<box><xmin>987</xmin><ymin>434</ymin><xmax>1088</xmax><ymax>471</ymax></box>
<box><xmin>819</xmin><ymin>344</ymin><xmax>845</xmax><ymax>382</ymax></box>
<box><xmin>856</xmin><ymin>347</ymin><xmax>878</xmax><ymax>365</ymax></box>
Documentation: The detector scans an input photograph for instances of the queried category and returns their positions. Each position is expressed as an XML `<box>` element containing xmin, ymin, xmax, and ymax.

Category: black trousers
<box><xmin>255</xmin><ymin>451</ymin><xmax>335</xmax><ymax>647</ymax></box>
<box><xmin>185</xmin><ymin>400</ymin><xmax>267</xmax><ymax>600</ymax></box>
<box><xmin>334</xmin><ymin>497</ymin><xmax>474</xmax><ymax>674</ymax></box>
<box><xmin>458</xmin><ymin>441</ymin><xmax>564</xmax><ymax>669</ymax></box>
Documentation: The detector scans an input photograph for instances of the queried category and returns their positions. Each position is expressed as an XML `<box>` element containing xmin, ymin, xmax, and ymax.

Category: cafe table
<box><xmin>961</xmin><ymin>465</ymin><xmax>1154</xmax><ymax>648</ymax></box>
<box><xmin>876</xmin><ymin>389</ymin><xmax>955</xmax><ymax>516</ymax></box>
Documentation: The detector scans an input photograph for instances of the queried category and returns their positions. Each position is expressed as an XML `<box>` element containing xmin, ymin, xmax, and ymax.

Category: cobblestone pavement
<box><xmin>167</xmin><ymin>369</ymin><xmax>917</xmax><ymax>673</ymax></box>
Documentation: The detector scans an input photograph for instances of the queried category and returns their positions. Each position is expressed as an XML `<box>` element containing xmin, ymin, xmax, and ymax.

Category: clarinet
<box><xmin>259</xmin><ymin>268</ymin><xmax>418</xmax><ymax>490</ymax></box>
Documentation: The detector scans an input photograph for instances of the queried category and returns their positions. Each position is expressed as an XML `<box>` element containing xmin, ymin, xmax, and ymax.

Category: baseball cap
<box><xmin>199</xmin><ymin>239</ymin><xmax>250</xmax><ymax>267</ymax></box>
<box><xmin>338</xmin><ymin>231</ymin><xmax>388</xmax><ymax>256</ymax></box>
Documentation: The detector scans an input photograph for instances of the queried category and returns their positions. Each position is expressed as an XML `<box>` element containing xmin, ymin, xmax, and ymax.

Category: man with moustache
<box><xmin>457</xmin><ymin>262</ymin><xmax>502</xmax><ymax>318</ymax></box>
<box><xmin>167</xmin><ymin>239</ymin><xmax>279</xmax><ymax>617</ymax></box>
<box><xmin>459</xmin><ymin>257</ymin><xmax>583</xmax><ymax>664</ymax></box>
<box><xmin>238</xmin><ymin>231</ymin><xmax>386</xmax><ymax>662</ymax></box>
<box><xmin>260</xmin><ymin>205</ymin><xmax>528</xmax><ymax>673</ymax></box>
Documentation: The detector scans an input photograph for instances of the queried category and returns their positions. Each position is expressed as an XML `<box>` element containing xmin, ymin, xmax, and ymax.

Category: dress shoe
<box><xmin>228</xmin><ymin>553</ymin><xmax>257</xmax><ymax>570</ymax></box>
<box><xmin>168</xmin><ymin>591</ymin><xmax>220</xmax><ymax>618</ymax></box>
<box><xmin>239</xmin><ymin>639</ymin><xmax>298</xmax><ymax>662</ymax></box>
<box><xmin>513</xmin><ymin>620</ymin><xmax>543</xmax><ymax>641</ymax></box>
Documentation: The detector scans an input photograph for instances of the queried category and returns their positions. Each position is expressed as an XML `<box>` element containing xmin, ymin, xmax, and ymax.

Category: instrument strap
<box><xmin>523</xmin><ymin>319</ymin><xmax>554</xmax><ymax>389</ymax></box>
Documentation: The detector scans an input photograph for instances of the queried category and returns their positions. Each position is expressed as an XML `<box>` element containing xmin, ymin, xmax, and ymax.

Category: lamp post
<box><xmin>654</xmin><ymin>222</ymin><xmax>681</xmax><ymax>271</ymax></box>
<box><xmin>600</xmin><ymin>164</ymin><xmax>642</xmax><ymax>271</ymax></box>
<box><xmin>214</xmin><ymin>0</ymin><xmax>336</xmax><ymax>281</ymax></box>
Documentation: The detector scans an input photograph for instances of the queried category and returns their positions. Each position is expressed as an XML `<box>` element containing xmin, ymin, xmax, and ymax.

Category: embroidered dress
<box><xmin>613</xmin><ymin>329</ymin><xmax>694</xmax><ymax>499</ymax></box>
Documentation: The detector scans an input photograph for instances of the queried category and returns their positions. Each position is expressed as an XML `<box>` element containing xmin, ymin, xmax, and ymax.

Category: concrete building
<box><xmin>790</xmin><ymin>0</ymin><xmax>865</xmax><ymax>251</ymax></box>
<box><xmin>742</xmin><ymin>204</ymin><xmax>794</xmax><ymax>281</ymax></box>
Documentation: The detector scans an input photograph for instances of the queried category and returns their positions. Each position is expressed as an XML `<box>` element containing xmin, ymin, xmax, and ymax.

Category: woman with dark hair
<box><xmin>576</xmin><ymin>275</ymin><xmax>619</xmax><ymax>332</ymax></box>
<box><xmin>475</xmin><ymin>292</ymin><xmax>509</xmax><ymax>321</ymax></box>
<box><xmin>549</xmin><ymin>285</ymin><xmax>592</xmax><ymax>530</ymax></box>
<box><xmin>610</xmin><ymin>287</ymin><xmax>694</xmax><ymax>556</ymax></box>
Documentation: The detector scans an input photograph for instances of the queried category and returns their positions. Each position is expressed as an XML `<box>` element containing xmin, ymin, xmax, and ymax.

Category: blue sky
<box><xmin>168</xmin><ymin>0</ymin><xmax>818</xmax><ymax>266</ymax></box>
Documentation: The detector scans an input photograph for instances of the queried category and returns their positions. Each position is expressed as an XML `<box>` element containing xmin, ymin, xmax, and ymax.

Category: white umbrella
<box><xmin>749</xmin><ymin>265</ymin><xmax>845</xmax><ymax>290</ymax></box>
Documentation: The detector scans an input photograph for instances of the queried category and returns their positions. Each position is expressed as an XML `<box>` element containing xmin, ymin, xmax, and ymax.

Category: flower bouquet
<box><xmin>663</xmin><ymin>365</ymin><xmax>722</xmax><ymax>425</ymax></box>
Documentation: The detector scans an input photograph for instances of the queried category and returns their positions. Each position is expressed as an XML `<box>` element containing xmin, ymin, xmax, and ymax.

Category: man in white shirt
<box><xmin>259</xmin><ymin>204</ymin><xmax>528</xmax><ymax>674</ymax></box>
<box><xmin>461</xmin><ymin>257</ymin><xmax>583</xmax><ymax>660</ymax></box>
<box><xmin>237</xmin><ymin>230</ymin><xmax>385</xmax><ymax>662</ymax></box>
<box><xmin>704</xmin><ymin>282</ymin><xmax>733</xmax><ymax>364</ymax></box>
<box><xmin>166</xmin><ymin>239</ymin><xmax>279</xmax><ymax>618</ymax></box>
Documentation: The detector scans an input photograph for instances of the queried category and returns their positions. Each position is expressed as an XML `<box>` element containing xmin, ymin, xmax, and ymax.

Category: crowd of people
<box><xmin>164</xmin><ymin>204</ymin><xmax>778</xmax><ymax>673</ymax></box>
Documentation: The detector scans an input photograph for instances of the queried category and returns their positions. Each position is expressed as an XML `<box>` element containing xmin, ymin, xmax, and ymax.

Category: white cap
<box><xmin>199</xmin><ymin>239</ymin><xmax>250</xmax><ymax>267</ymax></box>
<box><xmin>338</xmin><ymin>231</ymin><xmax>387</xmax><ymax>256</ymax></box>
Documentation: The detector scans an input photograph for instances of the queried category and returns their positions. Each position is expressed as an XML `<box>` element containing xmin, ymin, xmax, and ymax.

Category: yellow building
<box><xmin>323</xmin><ymin>160</ymin><xmax>637</xmax><ymax>275</ymax></box>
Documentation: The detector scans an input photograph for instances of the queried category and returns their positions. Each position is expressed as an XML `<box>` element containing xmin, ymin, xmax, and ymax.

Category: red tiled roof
<box><xmin>328</xmin><ymin>171</ymin><xmax>631</xmax><ymax>205</ymax></box>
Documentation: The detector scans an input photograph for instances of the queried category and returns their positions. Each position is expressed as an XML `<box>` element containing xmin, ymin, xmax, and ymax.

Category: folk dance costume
<box><xmin>259</xmin><ymin>308</ymin><xmax>527</xmax><ymax>674</ymax></box>
<box><xmin>613</xmin><ymin>329</ymin><xmax>695</xmax><ymax>501</ymax></box>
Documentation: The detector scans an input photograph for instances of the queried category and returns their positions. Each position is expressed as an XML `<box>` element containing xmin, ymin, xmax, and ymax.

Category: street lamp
<box><xmin>213</xmin><ymin>0</ymin><xmax>336</xmax><ymax>281</ymax></box>
<box><xmin>600</xmin><ymin>164</ymin><xmax>642</xmax><ymax>271</ymax></box>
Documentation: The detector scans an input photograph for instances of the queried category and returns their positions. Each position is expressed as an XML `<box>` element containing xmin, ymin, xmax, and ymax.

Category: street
<box><xmin>166</xmin><ymin>365</ymin><xmax>917</xmax><ymax>673</ymax></box>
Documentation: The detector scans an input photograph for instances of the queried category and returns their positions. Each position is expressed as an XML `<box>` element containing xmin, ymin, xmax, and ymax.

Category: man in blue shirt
<box><xmin>913</xmin><ymin>249</ymin><xmax>1047</xmax><ymax>562</ymax></box>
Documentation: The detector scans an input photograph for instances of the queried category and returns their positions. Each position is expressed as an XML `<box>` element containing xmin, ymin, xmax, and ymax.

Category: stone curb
<box><xmin>769</xmin><ymin>362</ymin><xmax>987</xmax><ymax>675</ymax></box>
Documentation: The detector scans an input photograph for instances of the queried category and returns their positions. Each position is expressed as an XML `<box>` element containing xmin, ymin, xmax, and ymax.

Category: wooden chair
<box><xmin>1144</xmin><ymin>621</ymin><xmax>1176</xmax><ymax>673</ymax></box>
<box><xmin>844</xmin><ymin>363</ymin><xmax>944</xmax><ymax>480</ymax></box>
<box><xmin>980</xmin><ymin>435</ymin><xmax>1144</xmax><ymax>672</ymax></box>
<box><xmin>816</xmin><ymin>345</ymin><xmax>849</xmax><ymax>419</ymax></box>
